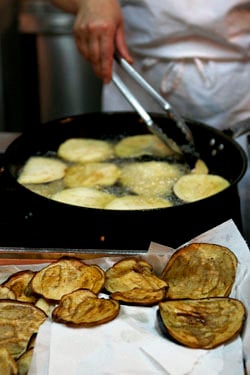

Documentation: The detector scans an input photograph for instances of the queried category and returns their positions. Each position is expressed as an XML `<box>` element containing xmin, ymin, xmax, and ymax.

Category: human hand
<box><xmin>72</xmin><ymin>0</ymin><xmax>133</xmax><ymax>83</ymax></box>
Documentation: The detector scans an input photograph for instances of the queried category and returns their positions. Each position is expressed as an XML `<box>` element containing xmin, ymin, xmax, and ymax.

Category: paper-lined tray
<box><xmin>0</xmin><ymin>219</ymin><xmax>249</xmax><ymax>375</ymax></box>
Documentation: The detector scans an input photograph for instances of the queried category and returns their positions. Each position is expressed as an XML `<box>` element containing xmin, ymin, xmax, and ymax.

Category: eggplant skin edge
<box><xmin>156</xmin><ymin>297</ymin><xmax>246</xmax><ymax>349</ymax></box>
<box><xmin>156</xmin><ymin>309</ymin><xmax>183</xmax><ymax>346</ymax></box>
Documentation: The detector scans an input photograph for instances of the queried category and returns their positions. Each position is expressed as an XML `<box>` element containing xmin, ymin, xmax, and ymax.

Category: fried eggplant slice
<box><xmin>23</xmin><ymin>179</ymin><xmax>64</xmax><ymax>199</ymax></box>
<box><xmin>191</xmin><ymin>159</ymin><xmax>209</xmax><ymax>175</ymax></box>
<box><xmin>35</xmin><ymin>298</ymin><xmax>51</xmax><ymax>316</ymax></box>
<box><xmin>105</xmin><ymin>195</ymin><xmax>173</xmax><ymax>210</ymax></box>
<box><xmin>57</xmin><ymin>138</ymin><xmax>114</xmax><ymax>163</ymax></box>
<box><xmin>161</xmin><ymin>243</ymin><xmax>237</xmax><ymax>299</ymax></box>
<box><xmin>0</xmin><ymin>347</ymin><xmax>18</xmax><ymax>375</ymax></box>
<box><xmin>158</xmin><ymin>298</ymin><xmax>246</xmax><ymax>349</ymax></box>
<box><xmin>51</xmin><ymin>186</ymin><xmax>115</xmax><ymax>208</ymax></box>
<box><xmin>111</xmin><ymin>287</ymin><xmax>166</xmax><ymax>306</ymax></box>
<box><xmin>105</xmin><ymin>257</ymin><xmax>167</xmax><ymax>293</ymax></box>
<box><xmin>173</xmin><ymin>173</ymin><xmax>230</xmax><ymax>202</ymax></box>
<box><xmin>2</xmin><ymin>270</ymin><xmax>37</xmax><ymax>303</ymax></box>
<box><xmin>0</xmin><ymin>300</ymin><xmax>47</xmax><ymax>359</ymax></box>
<box><xmin>119</xmin><ymin>161</ymin><xmax>187</xmax><ymax>196</ymax></box>
<box><xmin>114</xmin><ymin>134</ymin><xmax>175</xmax><ymax>158</ymax></box>
<box><xmin>64</xmin><ymin>162</ymin><xmax>121</xmax><ymax>188</ymax></box>
<box><xmin>52</xmin><ymin>289</ymin><xmax>120</xmax><ymax>327</ymax></box>
<box><xmin>17</xmin><ymin>156</ymin><xmax>67</xmax><ymax>184</ymax></box>
<box><xmin>0</xmin><ymin>286</ymin><xmax>16</xmax><ymax>300</ymax></box>
<box><xmin>31</xmin><ymin>257</ymin><xmax>105</xmax><ymax>302</ymax></box>
<box><xmin>16</xmin><ymin>348</ymin><xmax>33</xmax><ymax>375</ymax></box>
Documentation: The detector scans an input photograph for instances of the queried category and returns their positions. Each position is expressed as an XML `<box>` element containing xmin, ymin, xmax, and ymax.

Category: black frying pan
<box><xmin>2</xmin><ymin>112</ymin><xmax>248</xmax><ymax>250</ymax></box>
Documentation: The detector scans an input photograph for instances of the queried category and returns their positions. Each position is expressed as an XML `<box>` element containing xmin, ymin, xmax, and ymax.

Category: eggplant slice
<box><xmin>161</xmin><ymin>243</ymin><xmax>237</xmax><ymax>299</ymax></box>
<box><xmin>158</xmin><ymin>298</ymin><xmax>246</xmax><ymax>349</ymax></box>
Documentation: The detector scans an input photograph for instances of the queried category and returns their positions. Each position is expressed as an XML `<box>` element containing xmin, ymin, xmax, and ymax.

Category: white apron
<box><xmin>102</xmin><ymin>0</ymin><xmax>250</xmax><ymax>244</ymax></box>
<box><xmin>103</xmin><ymin>0</ymin><xmax>250</xmax><ymax>127</ymax></box>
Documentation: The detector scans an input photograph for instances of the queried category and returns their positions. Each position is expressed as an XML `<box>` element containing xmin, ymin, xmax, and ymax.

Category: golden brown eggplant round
<box><xmin>64</xmin><ymin>162</ymin><xmax>121</xmax><ymax>188</ymax></box>
<box><xmin>161</xmin><ymin>243</ymin><xmax>237</xmax><ymax>299</ymax></box>
<box><xmin>105</xmin><ymin>257</ymin><xmax>167</xmax><ymax>293</ymax></box>
<box><xmin>57</xmin><ymin>138</ymin><xmax>114</xmax><ymax>163</ymax></box>
<box><xmin>111</xmin><ymin>287</ymin><xmax>167</xmax><ymax>306</ymax></box>
<box><xmin>17</xmin><ymin>156</ymin><xmax>67</xmax><ymax>184</ymax></box>
<box><xmin>114</xmin><ymin>134</ymin><xmax>175</xmax><ymax>158</ymax></box>
<box><xmin>0</xmin><ymin>347</ymin><xmax>18</xmax><ymax>375</ymax></box>
<box><xmin>119</xmin><ymin>161</ymin><xmax>186</xmax><ymax>197</ymax></box>
<box><xmin>2</xmin><ymin>270</ymin><xmax>37</xmax><ymax>303</ymax></box>
<box><xmin>0</xmin><ymin>285</ymin><xmax>16</xmax><ymax>300</ymax></box>
<box><xmin>51</xmin><ymin>186</ymin><xmax>115</xmax><ymax>209</ymax></box>
<box><xmin>0</xmin><ymin>300</ymin><xmax>47</xmax><ymax>359</ymax></box>
<box><xmin>52</xmin><ymin>289</ymin><xmax>120</xmax><ymax>327</ymax></box>
<box><xmin>158</xmin><ymin>297</ymin><xmax>246</xmax><ymax>349</ymax></box>
<box><xmin>104</xmin><ymin>194</ymin><xmax>173</xmax><ymax>210</ymax></box>
<box><xmin>16</xmin><ymin>348</ymin><xmax>34</xmax><ymax>375</ymax></box>
<box><xmin>173</xmin><ymin>174</ymin><xmax>230</xmax><ymax>202</ymax></box>
<box><xmin>31</xmin><ymin>257</ymin><xmax>106</xmax><ymax>302</ymax></box>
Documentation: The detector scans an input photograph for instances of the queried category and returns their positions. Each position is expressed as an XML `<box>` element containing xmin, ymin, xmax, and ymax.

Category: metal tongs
<box><xmin>112</xmin><ymin>53</ymin><xmax>199</xmax><ymax>166</ymax></box>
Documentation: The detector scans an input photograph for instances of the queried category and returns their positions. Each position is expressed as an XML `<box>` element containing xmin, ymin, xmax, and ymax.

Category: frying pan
<box><xmin>2</xmin><ymin>112</ymin><xmax>248</xmax><ymax>250</ymax></box>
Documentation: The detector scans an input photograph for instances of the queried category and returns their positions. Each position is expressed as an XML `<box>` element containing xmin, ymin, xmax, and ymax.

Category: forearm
<box><xmin>50</xmin><ymin>0</ymin><xmax>132</xmax><ymax>83</ymax></box>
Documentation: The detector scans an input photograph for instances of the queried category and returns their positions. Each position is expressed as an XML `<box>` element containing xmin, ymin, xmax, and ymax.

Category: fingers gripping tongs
<box><xmin>112</xmin><ymin>53</ymin><xmax>199</xmax><ymax>166</ymax></box>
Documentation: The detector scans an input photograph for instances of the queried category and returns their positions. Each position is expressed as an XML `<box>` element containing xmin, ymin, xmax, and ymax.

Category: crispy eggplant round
<box><xmin>2</xmin><ymin>270</ymin><xmax>37</xmax><ymax>303</ymax></box>
<box><xmin>110</xmin><ymin>287</ymin><xmax>167</xmax><ymax>306</ymax></box>
<box><xmin>157</xmin><ymin>297</ymin><xmax>246</xmax><ymax>349</ymax></box>
<box><xmin>161</xmin><ymin>243</ymin><xmax>237</xmax><ymax>299</ymax></box>
<box><xmin>31</xmin><ymin>257</ymin><xmax>105</xmax><ymax>302</ymax></box>
<box><xmin>105</xmin><ymin>257</ymin><xmax>167</xmax><ymax>293</ymax></box>
<box><xmin>0</xmin><ymin>299</ymin><xmax>47</xmax><ymax>359</ymax></box>
<box><xmin>0</xmin><ymin>347</ymin><xmax>18</xmax><ymax>374</ymax></box>
<box><xmin>52</xmin><ymin>289</ymin><xmax>120</xmax><ymax>327</ymax></box>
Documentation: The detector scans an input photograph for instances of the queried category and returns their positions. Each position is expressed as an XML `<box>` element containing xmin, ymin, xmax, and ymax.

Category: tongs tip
<box><xmin>113</xmin><ymin>53</ymin><xmax>199</xmax><ymax>167</ymax></box>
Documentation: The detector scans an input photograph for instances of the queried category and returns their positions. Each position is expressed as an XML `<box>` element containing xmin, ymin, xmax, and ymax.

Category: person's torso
<box><xmin>119</xmin><ymin>0</ymin><xmax>250</xmax><ymax>59</ymax></box>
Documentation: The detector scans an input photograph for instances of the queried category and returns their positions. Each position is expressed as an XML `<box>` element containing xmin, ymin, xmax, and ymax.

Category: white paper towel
<box><xmin>5</xmin><ymin>219</ymin><xmax>248</xmax><ymax>375</ymax></box>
